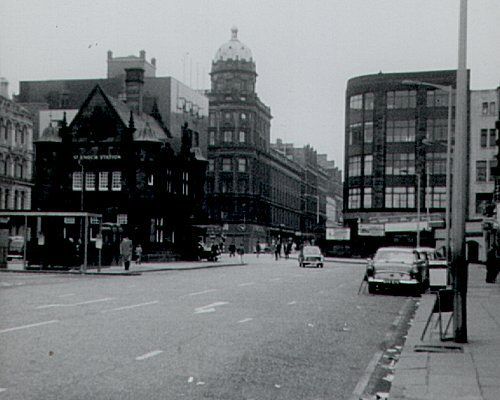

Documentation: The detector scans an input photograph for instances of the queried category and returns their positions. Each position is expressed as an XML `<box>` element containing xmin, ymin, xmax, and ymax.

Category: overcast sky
<box><xmin>1</xmin><ymin>0</ymin><xmax>499</xmax><ymax>169</ymax></box>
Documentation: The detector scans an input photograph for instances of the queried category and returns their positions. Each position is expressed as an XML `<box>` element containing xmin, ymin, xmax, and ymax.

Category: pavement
<box><xmin>387</xmin><ymin>263</ymin><xmax>500</xmax><ymax>400</ymax></box>
<box><xmin>0</xmin><ymin>253</ymin><xmax>367</xmax><ymax>275</ymax></box>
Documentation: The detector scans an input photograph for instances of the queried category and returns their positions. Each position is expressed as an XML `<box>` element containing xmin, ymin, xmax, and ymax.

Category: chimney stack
<box><xmin>0</xmin><ymin>78</ymin><xmax>9</xmax><ymax>99</ymax></box>
<box><xmin>125</xmin><ymin>68</ymin><xmax>144</xmax><ymax>115</ymax></box>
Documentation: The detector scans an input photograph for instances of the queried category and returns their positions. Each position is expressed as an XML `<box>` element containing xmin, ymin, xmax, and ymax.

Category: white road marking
<box><xmin>188</xmin><ymin>289</ymin><xmax>217</xmax><ymax>296</ymax></box>
<box><xmin>135</xmin><ymin>350</ymin><xmax>163</xmax><ymax>361</ymax></box>
<box><xmin>0</xmin><ymin>388</ymin><xmax>6</xmax><ymax>393</ymax></box>
<box><xmin>237</xmin><ymin>282</ymin><xmax>255</xmax><ymax>287</ymax></box>
<box><xmin>237</xmin><ymin>318</ymin><xmax>253</xmax><ymax>324</ymax></box>
<box><xmin>0</xmin><ymin>320</ymin><xmax>59</xmax><ymax>334</ymax></box>
<box><xmin>36</xmin><ymin>297</ymin><xmax>113</xmax><ymax>309</ymax></box>
<box><xmin>58</xmin><ymin>293</ymin><xmax>75</xmax><ymax>298</ymax></box>
<box><xmin>102</xmin><ymin>301</ymin><xmax>159</xmax><ymax>313</ymax></box>
<box><xmin>287</xmin><ymin>301</ymin><xmax>297</xmax><ymax>305</ymax></box>
<box><xmin>188</xmin><ymin>377</ymin><xmax>194</xmax><ymax>383</ymax></box>
<box><xmin>194</xmin><ymin>301</ymin><xmax>228</xmax><ymax>314</ymax></box>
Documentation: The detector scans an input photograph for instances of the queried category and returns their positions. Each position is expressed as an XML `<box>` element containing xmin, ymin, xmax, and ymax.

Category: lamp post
<box><xmin>402</xmin><ymin>80</ymin><xmax>453</xmax><ymax>261</ymax></box>
<box><xmin>416</xmin><ymin>172</ymin><xmax>421</xmax><ymax>247</ymax></box>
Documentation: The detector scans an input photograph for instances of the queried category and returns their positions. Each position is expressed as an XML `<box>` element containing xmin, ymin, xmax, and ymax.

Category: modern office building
<box><xmin>0</xmin><ymin>79</ymin><xmax>34</xmax><ymax>220</ymax></box>
<box><xmin>344</xmin><ymin>70</ymin><xmax>463</xmax><ymax>256</ymax></box>
<box><xmin>17</xmin><ymin>51</ymin><xmax>208</xmax><ymax>157</ymax></box>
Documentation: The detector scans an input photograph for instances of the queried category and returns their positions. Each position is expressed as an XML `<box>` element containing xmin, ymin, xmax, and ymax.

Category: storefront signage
<box><xmin>73</xmin><ymin>154</ymin><xmax>121</xmax><ymax>161</ymax></box>
<box><xmin>358</xmin><ymin>223</ymin><xmax>385</xmax><ymax>237</ymax></box>
<box><xmin>326</xmin><ymin>227</ymin><xmax>351</xmax><ymax>241</ymax></box>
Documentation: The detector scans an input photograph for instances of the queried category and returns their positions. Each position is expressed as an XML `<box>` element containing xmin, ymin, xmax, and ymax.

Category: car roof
<box><xmin>376</xmin><ymin>247</ymin><xmax>415</xmax><ymax>253</ymax></box>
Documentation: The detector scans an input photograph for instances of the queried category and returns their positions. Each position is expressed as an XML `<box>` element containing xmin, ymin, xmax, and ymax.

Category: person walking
<box><xmin>229</xmin><ymin>243</ymin><xmax>236</xmax><ymax>258</ymax></box>
<box><xmin>135</xmin><ymin>244</ymin><xmax>143</xmax><ymax>265</ymax></box>
<box><xmin>237</xmin><ymin>243</ymin><xmax>245</xmax><ymax>264</ymax></box>
<box><xmin>120</xmin><ymin>235</ymin><xmax>133</xmax><ymax>271</ymax></box>
<box><xmin>256</xmin><ymin>241</ymin><xmax>261</xmax><ymax>258</ymax></box>
<box><xmin>485</xmin><ymin>248</ymin><xmax>498</xmax><ymax>283</ymax></box>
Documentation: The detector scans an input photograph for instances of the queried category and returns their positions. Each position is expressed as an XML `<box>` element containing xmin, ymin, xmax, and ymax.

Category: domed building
<box><xmin>205</xmin><ymin>27</ymin><xmax>305</xmax><ymax>252</ymax></box>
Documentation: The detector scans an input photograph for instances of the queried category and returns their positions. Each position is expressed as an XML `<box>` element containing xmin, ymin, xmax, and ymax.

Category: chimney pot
<box><xmin>140</xmin><ymin>50</ymin><xmax>146</xmax><ymax>59</ymax></box>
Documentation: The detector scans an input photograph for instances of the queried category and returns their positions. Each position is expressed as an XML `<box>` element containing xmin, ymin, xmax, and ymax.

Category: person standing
<box><xmin>237</xmin><ymin>243</ymin><xmax>245</xmax><ymax>264</ymax></box>
<box><xmin>485</xmin><ymin>248</ymin><xmax>498</xmax><ymax>283</ymax></box>
<box><xmin>135</xmin><ymin>244</ymin><xmax>143</xmax><ymax>265</ymax></box>
<box><xmin>120</xmin><ymin>235</ymin><xmax>133</xmax><ymax>271</ymax></box>
<box><xmin>256</xmin><ymin>241</ymin><xmax>261</xmax><ymax>258</ymax></box>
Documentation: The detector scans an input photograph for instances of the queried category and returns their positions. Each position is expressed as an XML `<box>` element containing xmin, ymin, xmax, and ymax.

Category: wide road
<box><xmin>0</xmin><ymin>254</ymin><xmax>410</xmax><ymax>399</ymax></box>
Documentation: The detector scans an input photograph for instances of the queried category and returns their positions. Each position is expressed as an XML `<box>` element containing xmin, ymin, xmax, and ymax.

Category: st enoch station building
<box><xmin>33</xmin><ymin>70</ymin><xmax>206</xmax><ymax>265</ymax></box>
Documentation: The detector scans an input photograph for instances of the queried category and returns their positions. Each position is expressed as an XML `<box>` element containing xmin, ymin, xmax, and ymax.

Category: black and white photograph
<box><xmin>0</xmin><ymin>1</ymin><xmax>499</xmax><ymax>399</ymax></box>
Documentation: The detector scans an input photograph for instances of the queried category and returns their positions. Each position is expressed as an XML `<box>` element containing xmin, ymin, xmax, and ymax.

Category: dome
<box><xmin>39</xmin><ymin>123</ymin><xmax>61</xmax><ymax>142</ymax></box>
<box><xmin>214</xmin><ymin>27</ymin><xmax>253</xmax><ymax>62</ymax></box>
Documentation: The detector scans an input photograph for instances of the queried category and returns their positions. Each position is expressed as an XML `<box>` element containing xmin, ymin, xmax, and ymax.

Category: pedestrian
<box><xmin>135</xmin><ymin>244</ymin><xmax>143</xmax><ymax>265</ymax></box>
<box><xmin>256</xmin><ymin>241</ymin><xmax>261</xmax><ymax>258</ymax></box>
<box><xmin>485</xmin><ymin>248</ymin><xmax>498</xmax><ymax>283</ymax></box>
<box><xmin>275</xmin><ymin>241</ymin><xmax>282</xmax><ymax>260</ymax></box>
<box><xmin>284</xmin><ymin>241</ymin><xmax>292</xmax><ymax>259</ymax></box>
<box><xmin>229</xmin><ymin>243</ymin><xmax>236</xmax><ymax>257</ymax></box>
<box><xmin>237</xmin><ymin>243</ymin><xmax>245</xmax><ymax>264</ymax></box>
<box><xmin>120</xmin><ymin>235</ymin><xmax>133</xmax><ymax>271</ymax></box>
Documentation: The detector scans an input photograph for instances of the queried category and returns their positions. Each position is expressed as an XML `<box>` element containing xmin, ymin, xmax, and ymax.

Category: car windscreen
<box><xmin>303</xmin><ymin>247</ymin><xmax>321</xmax><ymax>255</ymax></box>
<box><xmin>374</xmin><ymin>250</ymin><xmax>415</xmax><ymax>263</ymax></box>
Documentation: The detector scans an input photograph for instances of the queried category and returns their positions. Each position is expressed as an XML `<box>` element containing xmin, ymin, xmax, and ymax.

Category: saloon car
<box><xmin>298</xmin><ymin>245</ymin><xmax>324</xmax><ymax>268</ymax></box>
<box><xmin>366</xmin><ymin>247</ymin><xmax>427</xmax><ymax>295</ymax></box>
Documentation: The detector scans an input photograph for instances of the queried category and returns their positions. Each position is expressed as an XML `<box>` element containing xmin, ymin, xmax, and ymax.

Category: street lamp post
<box><xmin>416</xmin><ymin>172</ymin><xmax>421</xmax><ymax>247</ymax></box>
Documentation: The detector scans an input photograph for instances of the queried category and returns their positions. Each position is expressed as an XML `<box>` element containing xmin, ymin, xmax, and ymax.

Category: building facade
<box><xmin>33</xmin><ymin>74</ymin><xmax>207</xmax><ymax>265</ymax></box>
<box><xmin>206</xmin><ymin>28</ymin><xmax>318</xmax><ymax>252</ymax></box>
<box><xmin>0</xmin><ymin>82</ymin><xmax>34</xmax><ymax>223</ymax></box>
<box><xmin>467</xmin><ymin>89</ymin><xmax>498</xmax><ymax>261</ymax></box>
<box><xmin>344</xmin><ymin>70</ymin><xmax>463</xmax><ymax>256</ymax></box>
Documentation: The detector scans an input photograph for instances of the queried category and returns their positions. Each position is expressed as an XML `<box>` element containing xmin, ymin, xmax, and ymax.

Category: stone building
<box><xmin>206</xmin><ymin>27</ymin><xmax>309</xmax><ymax>251</ymax></box>
<box><xmin>0</xmin><ymin>79</ymin><xmax>34</xmax><ymax>223</ymax></box>
<box><xmin>33</xmin><ymin>71</ymin><xmax>207</xmax><ymax>265</ymax></box>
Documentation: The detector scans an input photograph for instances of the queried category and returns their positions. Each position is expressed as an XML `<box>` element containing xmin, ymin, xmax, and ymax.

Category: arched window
<box><xmin>5</xmin><ymin>120</ymin><xmax>11</xmax><ymax>142</ymax></box>
<box><xmin>15</xmin><ymin>124</ymin><xmax>20</xmax><ymax>144</ymax></box>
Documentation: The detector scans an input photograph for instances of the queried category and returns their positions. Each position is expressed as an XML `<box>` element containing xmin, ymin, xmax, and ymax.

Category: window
<box><xmin>209</xmin><ymin>113</ymin><xmax>216</xmax><ymax>127</ymax></box>
<box><xmin>385</xmin><ymin>186</ymin><xmax>415</xmax><ymax>208</ymax></box>
<box><xmin>349</xmin><ymin>123</ymin><xmax>363</xmax><ymax>145</ymax></box>
<box><xmin>224</xmin><ymin>112</ymin><xmax>232</xmax><ymax>121</ymax></box>
<box><xmin>117</xmin><ymin>214</ymin><xmax>128</xmax><ymax>225</ymax></box>
<box><xmin>237</xmin><ymin>158</ymin><xmax>247</xmax><ymax>172</ymax></box>
<box><xmin>192</xmin><ymin>131</ymin><xmax>199</xmax><ymax>147</ymax></box>
<box><xmin>427</xmin><ymin>90</ymin><xmax>450</xmax><ymax>107</ymax></box>
<box><xmin>20</xmin><ymin>191</ymin><xmax>25</xmax><ymax>210</ymax></box>
<box><xmin>427</xmin><ymin>119</ymin><xmax>448</xmax><ymax>142</ymax></box>
<box><xmin>363</xmin><ymin>155</ymin><xmax>373</xmax><ymax>176</ymax></box>
<box><xmin>223</xmin><ymin>131</ymin><xmax>232</xmax><ymax>142</ymax></box>
<box><xmin>426</xmin><ymin>152</ymin><xmax>447</xmax><ymax>175</ymax></box>
<box><xmin>350</xmin><ymin>94</ymin><xmax>362</xmax><ymax>110</ymax></box>
<box><xmin>490</xmin><ymin>102</ymin><xmax>496</xmax><ymax>115</ymax></box>
<box><xmin>222</xmin><ymin>158</ymin><xmax>232</xmax><ymax>172</ymax></box>
<box><xmin>364</xmin><ymin>93</ymin><xmax>374</xmax><ymax>110</ymax></box>
<box><xmin>387</xmin><ymin>90</ymin><xmax>416</xmax><ymax>109</ymax></box>
<box><xmin>85</xmin><ymin>172</ymin><xmax>95</xmax><ymax>191</ymax></box>
<box><xmin>364</xmin><ymin>122</ymin><xmax>373</xmax><ymax>143</ymax></box>
<box><xmin>237</xmin><ymin>178</ymin><xmax>249</xmax><ymax>193</ymax></box>
<box><xmin>208</xmin><ymin>159</ymin><xmax>215</xmax><ymax>172</ymax></box>
<box><xmin>98</xmin><ymin>172</ymin><xmax>108</xmax><ymax>191</ymax></box>
<box><xmin>475</xmin><ymin>193</ymin><xmax>493</xmax><ymax>214</ymax></box>
<box><xmin>166</xmin><ymin>169</ymin><xmax>173</xmax><ymax>193</ymax></box>
<box><xmin>4</xmin><ymin>189</ymin><xmax>9</xmax><ymax>209</ymax></box>
<box><xmin>148</xmin><ymin>174</ymin><xmax>154</xmax><ymax>186</ymax></box>
<box><xmin>363</xmin><ymin>187</ymin><xmax>373</xmax><ymax>208</ymax></box>
<box><xmin>348</xmin><ymin>156</ymin><xmax>362</xmax><ymax>177</ymax></box>
<box><xmin>348</xmin><ymin>188</ymin><xmax>361</xmax><ymax>209</ymax></box>
<box><xmin>489</xmin><ymin>159</ymin><xmax>497</xmax><ymax>182</ymax></box>
<box><xmin>480</xmin><ymin>129</ymin><xmax>488</xmax><ymax>147</ymax></box>
<box><xmin>482</xmin><ymin>102</ymin><xmax>489</xmax><ymax>115</ymax></box>
<box><xmin>476</xmin><ymin>161</ymin><xmax>487</xmax><ymax>182</ymax></box>
<box><xmin>240</xmin><ymin>112</ymin><xmax>247</xmax><ymax>121</ymax></box>
<box><xmin>385</xmin><ymin>153</ymin><xmax>415</xmax><ymax>175</ymax></box>
<box><xmin>182</xmin><ymin>172</ymin><xmax>189</xmax><ymax>195</ymax></box>
<box><xmin>220</xmin><ymin>176</ymin><xmax>232</xmax><ymax>193</ymax></box>
<box><xmin>90</xmin><ymin>216</ymin><xmax>101</xmax><ymax>225</ymax></box>
<box><xmin>489</xmin><ymin>129</ymin><xmax>497</xmax><ymax>147</ymax></box>
<box><xmin>112</xmin><ymin>171</ymin><xmax>122</xmax><ymax>191</ymax></box>
<box><xmin>72</xmin><ymin>171</ymin><xmax>83</xmax><ymax>191</ymax></box>
<box><xmin>239</xmin><ymin>131</ymin><xmax>246</xmax><ymax>143</ymax></box>
<box><xmin>209</xmin><ymin>131</ymin><xmax>215</xmax><ymax>145</ymax></box>
<box><xmin>426</xmin><ymin>186</ymin><xmax>446</xmax><ymax>208</ymax></box>
<box><xmin>386</xmin><ymin>119</ymin><xmax>415</xmax><ymax>142</ymax></box>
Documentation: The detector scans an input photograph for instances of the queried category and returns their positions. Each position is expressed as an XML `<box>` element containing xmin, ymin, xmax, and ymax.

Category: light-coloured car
<box><xmin>299</xmin><ymin>245</ymin><xmax>324</xmax><ymax>268</ymax></box>
<box><xmin>366</xmin><ymin>247</ymin><xmax>427</xmax><ymax>294</ymax></box>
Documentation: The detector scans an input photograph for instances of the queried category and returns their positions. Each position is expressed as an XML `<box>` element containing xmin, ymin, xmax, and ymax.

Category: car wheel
<box><xmin>319</xmin><ymin>263</ymin><xmax>323</xmax><ymax>268</ymax></box>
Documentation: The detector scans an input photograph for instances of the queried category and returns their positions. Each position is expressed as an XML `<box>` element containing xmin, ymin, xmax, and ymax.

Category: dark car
<box><xmin>366</xmin><ymin>247</ymin><xmax>427</xmax><ymax>295</ymax></box>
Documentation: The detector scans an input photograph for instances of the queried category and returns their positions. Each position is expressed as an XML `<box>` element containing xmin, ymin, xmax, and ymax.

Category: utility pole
<box><xmin>451</xmin><ymin>0</ymin><xmax>468</xmax><ymax>343</ymax></box>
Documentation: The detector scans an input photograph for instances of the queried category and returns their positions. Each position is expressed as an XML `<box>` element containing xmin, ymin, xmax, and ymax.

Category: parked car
<box><xmin>416</xmin><ymin>247</ymin><xmax>448</xmax><ymax>289</ymax></box>
<box><xmin>366</xmin><ymin>247</ymin><xmax>427</xmax><ymax>295</ymax></box>
<box><xmin>298</xmin><ymin>245</ymin><xmax>324</xmax><ymax>268</ymax></box>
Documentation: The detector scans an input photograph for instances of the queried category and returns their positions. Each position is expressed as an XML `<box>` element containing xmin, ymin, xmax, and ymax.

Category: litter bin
<box><xmin>429</xmin><ymin>260</ymin><xmax>449</xmax><ymax>290</ymax></box>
